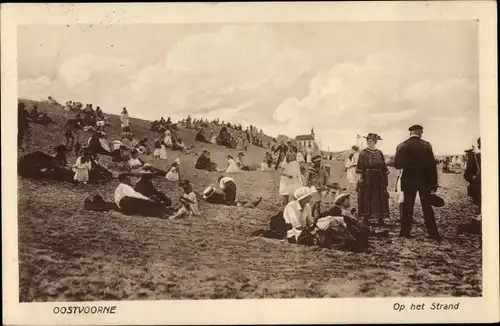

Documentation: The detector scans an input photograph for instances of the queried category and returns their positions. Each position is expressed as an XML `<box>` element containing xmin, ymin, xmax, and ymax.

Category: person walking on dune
<box><xmin>356</xmin><ymin>133</ymin><xmax>390</xmax><ymax>226</ymax></box>
<box><xmin>394</xmin><ymin>125</ymin><xmax>442</xmax><ymax>242</ymax></box>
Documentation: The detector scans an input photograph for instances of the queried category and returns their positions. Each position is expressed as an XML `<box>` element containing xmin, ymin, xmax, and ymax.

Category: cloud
<box><xmin>273</xmin><ymin>49</ymin><xmax>479</xmax><ymax>154</ymax></box>
<box><xmin>131</xmin><ymin>25</ymin><xmax>311</xmax><ymax>116</ymax></box>
<box><xmin>58</xmin><ymin>54</ymin><xmax>137</xmax><ymax>89</ymax></box>
<box><xmin>19</xmin><ymin>25</ymin><xmax>311</xmax><ymax>123</ymax></box>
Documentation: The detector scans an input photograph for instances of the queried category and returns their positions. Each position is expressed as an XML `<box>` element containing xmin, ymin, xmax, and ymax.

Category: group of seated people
<box><xmin>216</xmin><ymin>127</ymin><xmax>238</xmax><ymax>148</ymax></box>
<box><xmin>150</xmin><ymin>117</ymin><xmax>176</xmax><ymax>133</ymax></box>
<box><xmin>25</xmin><ymin>104</ymin><xmax>54</xmax><ymax>125</ymax></box>
<box><xmin>65</xmin><ymin>100</ymin><xmax>83</xmax><ymax>112</ymax></box>
<box><xmin>195</xmin><ymin>129</ymin><xmax>212</xmax><ymax>143</ymax></box>
<box><xmin>195</xmin><ymin>151</ymin><xmax>253</xmax><ymax>173</ymax></box>
<box><xmin>110</xmin><ymin>170</ymin><xmax>199</xmax><ymax>220</ymax></box>
<box><xmin>251</xmin><ymin>187</ymin><xmax>388</xmax><ymax>252</ymax></box>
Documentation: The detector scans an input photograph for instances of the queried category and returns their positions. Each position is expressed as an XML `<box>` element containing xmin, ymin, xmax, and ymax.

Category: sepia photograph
<box><xmin>2</xmin><ymin>2</ymin><xmax>498</xmax><ymax>325</ymax></box>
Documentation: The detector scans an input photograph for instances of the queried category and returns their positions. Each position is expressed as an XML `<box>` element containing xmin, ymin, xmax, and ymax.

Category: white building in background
<box><xmin>295</xmin><ymin>128</ymin><xmax>319</xmax><ymax>153</ymax></box>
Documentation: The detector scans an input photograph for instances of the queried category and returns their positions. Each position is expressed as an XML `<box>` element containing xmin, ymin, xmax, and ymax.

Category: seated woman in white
<box><xmin>164</xmin><ymin>129</ymin><xmax>173</xmax><ymax>148</ymax></box>
<box><xmin>128</xmin><ymin>150</ymin><xmax>144</xmax><ymax>171</ymax></box>
<box><xmin>260</xmin><ymin>160</ymin><xmax>271</xmax><ymax>171</ymax></box>
<box><xmin>219</xmin><ymin>155</ymin><xmax>241</xmax><ymax>173</ymax></box>
<box><xmin>165</xmin><ymin>159</ymin><xmax>180</xmax><ymax>181</ymax></box>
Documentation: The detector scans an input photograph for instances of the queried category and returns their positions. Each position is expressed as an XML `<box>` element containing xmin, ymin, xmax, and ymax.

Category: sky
<box><xmin>18</xmin><ymin>21</ymin><xmax>479</xmax><ymax>155</ymax></box>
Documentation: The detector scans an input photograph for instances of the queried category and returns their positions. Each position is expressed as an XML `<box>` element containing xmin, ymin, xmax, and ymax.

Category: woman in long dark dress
<box><xmin>356</xmin><ymin>133</ymin><xmax>390</xmax><ymax>226</ymax></box>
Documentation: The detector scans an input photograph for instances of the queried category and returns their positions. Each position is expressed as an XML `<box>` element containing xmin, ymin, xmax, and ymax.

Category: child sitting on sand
<box><xmin>169</xmin><ymin>180</ymin><xmax>201</xmax><ymax>220</ymax></box>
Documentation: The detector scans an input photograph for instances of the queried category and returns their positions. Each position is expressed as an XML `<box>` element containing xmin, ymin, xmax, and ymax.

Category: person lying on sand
<box><xmin>134</xmin><ymin>165</ymin><xmax>172</xmax><ymax>207</ymax></box>
<box><xmin>115</xmin><ymin>173</ymin><xmax>175</xmax><ymax>217</ymax></box>
<box><xmin>18</xmin><ymin>144</ymin><xmax>74</xmax><ymax>182</ymax></box>
<box><xmin>202</xmin><ymin>176</ymin><xmax>262</xmax><ymax>208</ymax></box>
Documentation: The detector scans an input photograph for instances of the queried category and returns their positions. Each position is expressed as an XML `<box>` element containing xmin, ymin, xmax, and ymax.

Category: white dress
<box><xmin>73</xmin><ymin>157</ymin><xmax>91</xmax><ymax>182</ymax></box>
<box><xmin>99</xmin><ymin>138</ymin><xmax>111</xmax><ymax>152</ymax></box>
<box><xmin>159</xmin><ymin>144</ymin><xmax>168</xmax><ymax>160</ymax></box>
<box><xmin>345</xmin><ymin>151</ymin><xmax>359</xmax><ymax>184</ymax></box>
<box><xmin>112</xmin><ymin>140</ymin><xmax>123</xmax><ymax>151</ymax></box>
<box><xmin>306</xmin><ymin>147</ymin><xmax>313</xmax><ymax>163</ymax></box>
<box><xmin>279</xmin><ymin>160</ymin><xmax>303</xmax><ymax>195</ymax></box>
<box><xmin>164</xmin><ymin>131</ymin><xmax>173</xmax><ymax>147</ymax></box>
<box><xmin>128</xmin><ymin>157</ymin><xmax>143</xmax><ymax>171</ymax></box>
<box><xmin>166</xmin><ymin>166</ymin><xmax>179</xmax><ymax>181</ymax></box>
<box><xmin>120</xmin><ymin>113</ymin><xmax>129</xmax><ymax>128</ymax></box>
<box><xmin>225</xmin><ymin>159</ymin><xmax>241</xmax><ymax>173</ymax></box>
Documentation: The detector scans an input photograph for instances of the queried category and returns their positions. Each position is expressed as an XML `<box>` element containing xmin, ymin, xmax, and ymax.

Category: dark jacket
<box><xmin>394</xmin><ymin>136</ymin><xmax>438</xmax><ymax>190</ymax></box>
<box><xmin>135</xmin><ymin>177</ymin><xmax>162</xmax><ymax>198</ymax></box>
<box><xmin>195</xmin><ymin>154</ymin><xmax>212</xmax><ymax>170</ymax></box>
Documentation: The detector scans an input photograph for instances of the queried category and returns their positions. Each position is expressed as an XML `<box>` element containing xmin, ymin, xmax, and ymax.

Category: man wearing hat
<box><xmin>236</xmin><ymin>152</ymin><xmax>250</xmax><ymax>171</ymax></box>
<box><xmin>303</xmin><ymin>154</ymin><xmax>330</xmax><ymax>217</ymax></box>
<box><xmin>394</xmin><ymin>124</ymin><xmax>442</xmax><ymax>242</ymax></box>
<box><xmin>134</xmin><ymin>164</ymin><xmax>172</xmax><ymax>207</ymax></box>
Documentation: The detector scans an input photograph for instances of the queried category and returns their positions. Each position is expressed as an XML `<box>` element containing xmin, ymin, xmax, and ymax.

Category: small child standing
<box><xmin>159</xmin><ymin>140</ymin><xmax>168</xmax><ymax>160</ymax></box>
<box><xmin>73</xmin><ymin>151</ymin><xmax>92</xmax><ymax>186</ymax></box>
<box><xmin>153</xmin><ymin>139</ymin><xmax>161</xmax><ymax>160</ymax></box>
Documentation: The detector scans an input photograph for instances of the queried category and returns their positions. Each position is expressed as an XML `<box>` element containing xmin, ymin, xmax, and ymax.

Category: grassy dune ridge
<box><xmin>17</xmin><ymin>99</ymin><xmax>481</xmax><ymax>301</ymax></box>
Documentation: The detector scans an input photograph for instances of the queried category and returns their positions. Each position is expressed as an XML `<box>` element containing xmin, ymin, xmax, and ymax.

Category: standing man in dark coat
<box><xmin>394</xmin><ymin>125</ymin><xmax>442</xmax><ymax>242</ymax></box>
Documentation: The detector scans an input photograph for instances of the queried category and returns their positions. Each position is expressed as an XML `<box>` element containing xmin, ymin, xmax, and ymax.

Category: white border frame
<box><xmin>2</xmin><ymin>1</ymin><xmax>498</xmax><ymax>324</ymax></box>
